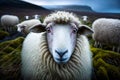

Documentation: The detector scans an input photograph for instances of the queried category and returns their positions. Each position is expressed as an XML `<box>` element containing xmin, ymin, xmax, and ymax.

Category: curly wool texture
<box><xmin>22</xmin><ymin>32</ymin><xmax>92</xmax><ymax>80</ymax></box>
<box><xmin>22</xmin><ymin>11</ymin><xmax>92</xmax><ymax>80</ymax></box>
<box><xmin>92</xmin><ymin>18</ymin><xmax>120</xmax><ymax>46</ymax></box>
<box><xmin>43</xmin><ymin>11</ymin><xmax>81</xmax><ymax>26</ymax></box>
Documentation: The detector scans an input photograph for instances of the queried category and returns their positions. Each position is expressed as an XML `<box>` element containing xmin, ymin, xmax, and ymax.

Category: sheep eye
<box><xmin>72</xmin><ymin>28</ymin><xmax>78</xmax><ymax>33</ymax></box>
<box><xmin>46</xmin><ymin>27</ymin><xmax>51</xmax><ymax>33</ymax></box>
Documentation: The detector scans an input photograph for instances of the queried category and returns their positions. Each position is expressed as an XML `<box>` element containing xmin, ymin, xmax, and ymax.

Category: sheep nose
<box><xmin>55</xmin><ymin>50</ymin><xmax>68</xmax><ymax>58</ymax></box>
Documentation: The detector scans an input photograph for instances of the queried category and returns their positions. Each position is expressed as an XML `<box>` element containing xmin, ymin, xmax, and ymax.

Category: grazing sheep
<box><xmin>24</xmin><ymin>16</ymin><xmax>29</xmax><ymax>20</ymax></box>
<box><xmin>82</xmin><ymin>15</ymin><xmax>88</xmax><ymax>22</ymax></box>
<box><xmin>33</xmin><ymin>14</ymin><xmax>40</xmax><ymax>19</ymax></box>
<box><xmin>92</xmin><ymin>18</ymin><xmax>120</xmax><ymax>52</ymax></box>
<box><xmin>22</xmin><ymin>11</ymin><xmax>93</xmax><ymax>80</ymax></box>
<box><xmin>16</xmin><ymin>19</ymin><xmax>41</xmax><ymax>35</ymax></box>
<box><xmin>1</xmin><ymin>15</ymin><xmax>19</xmax><ymax>32</ymax></box>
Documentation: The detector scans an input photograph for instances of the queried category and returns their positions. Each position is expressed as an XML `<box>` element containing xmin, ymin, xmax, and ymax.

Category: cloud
<box><xmin>22</xmin><ymin>0</ymin><xmax>78</xmax><ymax>5</ymax></box>
<box><xmin>88</xmin><ymin>0</ymin><xmax>120</xmax><ymax>13</ymax></box>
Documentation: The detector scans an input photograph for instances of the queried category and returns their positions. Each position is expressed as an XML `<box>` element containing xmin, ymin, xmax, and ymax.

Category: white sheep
<box><xmin>16</xmin><ymin>19</ymin><xmax>41</xmax><ymax>35</ymax></box>
<box><xmin>82</xmin><ymin>15</ymin><xmax>88</xmax><ymax>22</ymax></box>
<box><xmin>21</xmin><ymin>11</ymin><xmax>93</xmax><ymax>80</ymax></box>
<box><xmin>1</xmin><ymin>15</ymin><xmax>19</xmax><ymax>32</ymax></box>
<box><xmin>24</xmin><ymin>16</ymin><xmax>29</xmax><ymax>20</ymax></box>
<box><xmin>92</xmin><ymin>18</ymin><xmax>120</xmax><ymax>52</ymax></box>
<box><xmin>33</xmin><ymin>14</ymin><xmax>40</xmax><ymax>19</ymax></box>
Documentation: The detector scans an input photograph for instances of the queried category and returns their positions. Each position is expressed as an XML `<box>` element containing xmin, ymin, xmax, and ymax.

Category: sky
<box><xmin>22</xmin><ymin>0</ymin><xmax>120</xmax><ymax>13</ymax></box>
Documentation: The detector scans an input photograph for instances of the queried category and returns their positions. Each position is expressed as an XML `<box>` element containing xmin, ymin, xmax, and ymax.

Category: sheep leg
<box><xmin>97</xmin><ymin>41</ymin><xmax>100</xmax><ymax>48</ymax></box>
<box><xmin>8</xmin><ymin>26</ymin><xmax>10</xmax><ymax>32</ymax></box>
<box><xmin>117</xmin><ymin>47</ymin><xmax>120</xmax><ymax>53</ymax></box>
<box><xmin>97</xmin><ymin>42</ymin><xmax>101</xmax><ymax>48</ymax></box>
<box><xmin>94</xmin><ymin>41</ymin><xmax>97</xmax><ymax>47</ymax></box>
<box><xmin>9</xmin><ymin>27</ymin><xmax>12</xmax><ymax>32</ymax></box>
<box><xmin>95</xmin><ymin>41</ymin><xmax>98</xmax><ymax>48</ymax></box>
<box><xmin>4</xmin><ymin>26</ymin><xmax>7</xmax><ymax>31</ymax></box>
<box><xmin>99</xmin><ymin>43</ymin><xmax>102</xmax><ymax>49</ymax></box>
<box><xmin>112</xmin><ymin>46</ymin><xmax>115</xmax><ymax>51</ymax></box>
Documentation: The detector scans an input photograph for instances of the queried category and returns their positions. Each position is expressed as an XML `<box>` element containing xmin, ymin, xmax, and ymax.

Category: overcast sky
<box><xmin>22</xmin><ymin>0</ymin><xmax>120</xmax><ymax>13</ymax></box>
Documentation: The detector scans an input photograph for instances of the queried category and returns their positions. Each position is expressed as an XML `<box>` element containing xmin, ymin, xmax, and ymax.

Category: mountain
<box><xmin>0</xmin><ymin>0</ymin><xmax>47</xmax><ymax>10</ymax></box>
<box><xmin>0</xmin><ymin>0</ymin><xmax>50</xmax><ymax>16</ymax></box>
<box><xmin>42</xmin><ymin>5</ymin><xmax>95</xmax><ymax>12</ymax></box>
<box><xmin>0</xmin><ymin>0</ymin><xmax>120</xmax><ymax>19</ymax></box>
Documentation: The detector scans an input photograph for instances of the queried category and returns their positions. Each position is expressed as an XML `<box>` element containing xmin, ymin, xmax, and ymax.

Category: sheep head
<box><xmin>30</xmin><ymin>11</ymin><xmax>93</xmax><ymax>64</ymax></box>
<box><xmin>16</xmin><ymin>24</ymin><xmax>26</xmax><ymax>32</ymax></box>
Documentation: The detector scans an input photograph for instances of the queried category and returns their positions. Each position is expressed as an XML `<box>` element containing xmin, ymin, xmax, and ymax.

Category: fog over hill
<box><xmin>42</xmin><ymin>5</ymin><xmax>95</xmax><ymax>12</ymax></box>
<box><xmin>22</xmin><ymin>0</ymin><xmax>120</xmax><ymax>13</ymax></box>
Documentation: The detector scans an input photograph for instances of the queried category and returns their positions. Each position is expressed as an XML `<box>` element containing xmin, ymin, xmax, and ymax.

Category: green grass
<box><xmin>0</xmin><ymin>37</ymin><xmax>24</xmax><ymax>80</ymax></box>
<box><xmin>91</xmin><ymin>47</ymin><xmax>120</xmax><ymax>80</ymax></box>
<box><xmin>0</xmin><ymin>30</ymin><xmax>9</xmax><ymax>40</ymax></box>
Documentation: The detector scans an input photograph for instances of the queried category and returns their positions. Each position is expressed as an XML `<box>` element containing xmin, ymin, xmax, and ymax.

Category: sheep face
<box><xmin>30</xmin><ymin>23</ymin><xmax>93</xmax><ymax>64</ymax></box>
<box><xmin>16</xmin><ymin>24</ymin><xmax>26</xmax><ymax>32</ymax></box>
<box><xmin>45</xmin><ymin>22</ymin><xmax>78</xmax><ymax>64</ymax></box>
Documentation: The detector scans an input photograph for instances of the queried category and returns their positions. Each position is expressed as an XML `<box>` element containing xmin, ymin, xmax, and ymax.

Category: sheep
<box><xmin>92</xmin><ymin>18</ymin><xmax>120</xmax><ymax>52</ymax></box>
<box><xmin>82</xmin><ymin>15</ymin><xmax>88</xmax><ymax>22</ymax></box>
<box><xmin>33</xmin><ymin>14</ymin><xmax>40</xmax><ymax>19</ymax></box>
<box><xmin>21</xmin><ymin>11</ymin><xmax>93</xmax><ymax>80</ymax></box>
<box><xmin>16</xmin><ymin>19</ymin><xmax>41</xmax><ymax>35</ymax></box>
<box><xmin>1</xmin><ymin>15</ymin><xmax>19</xmax><ymax>32</ymax></box>
<box><xmin>24</xmin><ymin>16</ymin><xmax>29</xmax><ymax>20</ymax></box>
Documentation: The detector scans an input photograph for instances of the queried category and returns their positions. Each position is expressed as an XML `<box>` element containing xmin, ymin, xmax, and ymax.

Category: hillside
<box><xmin>0</xmin><ymin>0</ymin><xmax>120</xmax><ymax>20</ymax></box>
<box><xmin>0</xmin><ymin>0</ymin><xmax>50</xmax><ymax>17</ymax></box>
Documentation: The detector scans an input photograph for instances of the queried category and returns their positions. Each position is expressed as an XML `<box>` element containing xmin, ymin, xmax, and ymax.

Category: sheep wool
<box><xmin>17</xmin><ymin>19</ymin><xmax>41</xmax><ymax>34</ymax></box>
<box><xmin>43</xmin><ymin>11</ymin><xmax>81</xmax><ymax>26</ymax></box>
<box><xmin>22</xmin><ymin>11</ymin><xmax>92</xmax><ymax>80</ymax></box>
<box><xmin>1</xmin><ymin>15</ymin><xmax>19</xmax><ymax>31</ymax></box>
<box><xmin>22</xmin><ymin>32</ymin><xmax>92</xmax><ymax>80</ymax></box>
<box><xmin>92</xmin><ymin>18</ymin><xmax>120</xmax><ymax>52</ymax></box>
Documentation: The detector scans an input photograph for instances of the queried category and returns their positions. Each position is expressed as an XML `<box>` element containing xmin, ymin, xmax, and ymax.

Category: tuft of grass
<box><xmin>0</xmin><ymin>30</ymin><xmax>9</xmax><ymax>40</ymax></box>
<box><xmin>97</xmin><ymin>66</ymin><xmax>109</xmax><ymax>80</ymax></box>
<box><xmin>0</xmin><ymin>37</ymin><xmax>24</xmax><ymax>80</ymax></box>
<box><xmin>91</xmin><ymin>47</ymin><xmax>120</xmax><ymax>80</ymax></box>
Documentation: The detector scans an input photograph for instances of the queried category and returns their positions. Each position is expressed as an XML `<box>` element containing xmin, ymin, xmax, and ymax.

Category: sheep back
<box><xmin>17</xmin><ymin>19</ymin><xmax>41</xmax><ymax>33</ymax></box>
<box><xmin>92</xmin><ymin>18</ymin><xmax>120</xmax><ymax>46</ymax></box>
<box><xmin>1</xmin><ymin>15</ymin><xmax>19</xmax><ymax>29</ymax></box>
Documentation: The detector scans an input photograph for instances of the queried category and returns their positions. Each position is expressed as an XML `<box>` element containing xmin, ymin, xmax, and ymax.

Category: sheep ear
<box><xmin>29</xmin><ymin>24</ymin><xmax>46</xmax><ymax>33</ymax></box>
<box><xmin>22</xmin><ymin>25</ymin><xmax>27</xmax><ymax>28</ymax></box>
<box><xmin>78</xmin><ymin>25</ymin><xmax>93</xmax><ymax>35</ymax></box>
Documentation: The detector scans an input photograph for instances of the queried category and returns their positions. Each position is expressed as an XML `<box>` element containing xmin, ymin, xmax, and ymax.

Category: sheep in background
<box><xmin>92</xmin><ymin>18</ymin><xmax>120</xmax><ymax>52</ymax></box>
<box><xmin>22</xmin><ymin>11</ymin><xmax>93</xmax><ymax>80</ymax></box>
<box><xmin>1</xmin><ymin>15</ymin><xmax>19</xmax><ymax>32</ymax></box>
<box><xmin>24</xmin><ymin>16</ymin><xmax>29</xmax><ymax>20</ymax></box>
<box><xmin>33</xmin><ymin>14</ymin><xmax>40</xmax><ymax>19</ymax></box>
<box><xmin>82</xmin><ymin>15</ymin><xmax>88</xmax><ymax>22</ymax></box>
<box><xmin>16</xmin><ymin>19</ymin><xmax>41</xmax><ymax>35</ymax></box>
